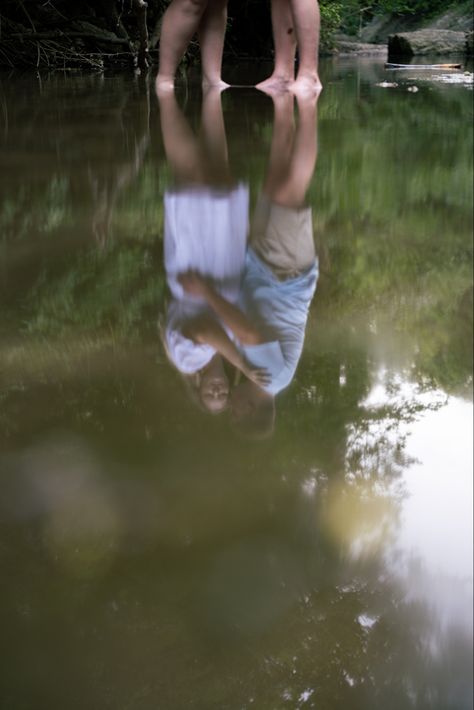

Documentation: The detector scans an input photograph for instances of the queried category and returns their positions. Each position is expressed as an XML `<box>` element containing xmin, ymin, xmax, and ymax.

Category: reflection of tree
<box><xmin>2</xmin><ymin>74</ymin><xmax>472</xmax><ymax>394</ymax></box>
<box><xmin>0</xmin><ymin>77</ymin><xmax>164</xmax><ymax>381</ymax></box>
<box><xmin>1</xmin><ymin>409</ymin><xmax>470</xmax><ymax>710</ymax></box>
<box><xmin>0</xmin><ymin>74</ymin><xmax>472</xmax><ymax>710</ymax></box>
<box><xmin>412</xmin><ymin>284</ymin><xmax>473</xmax><ymax>397</ymax></box>
<box><xmin>313</xmin><ymin>71</ymin><xmax>473</xmax><ymax>398</ymax></box>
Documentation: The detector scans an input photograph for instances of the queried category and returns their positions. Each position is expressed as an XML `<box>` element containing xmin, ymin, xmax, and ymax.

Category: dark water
<box><xmin>0</xmin><ymin>59</ymin><xmax>473</xmax><ymax>710</ymax></box>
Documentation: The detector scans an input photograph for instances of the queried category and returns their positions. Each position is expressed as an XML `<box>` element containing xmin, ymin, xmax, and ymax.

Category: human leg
<box><xmin>199</xmin><ymin>86</ymin><xmax>232</xmax><ymax>184</ymax></box>
<box><xmin>250</xmin><ymin>91</ymin><xmax>295</xmax><ymax>256</ymax></box>
<box><xmin>157</xmin><ymin>89</ymin><xmax>206</xmax><ymax>184</ymax></box>
<box><xmin>251</xmin><ymin>91</ymin><xmax>319</xmax><ymax>275</ymax></box>
<box><xmin>198</xmin><ymin>0</ymin><xmax>229</xmax><ymax>88</ymax></box>
<box><xmin>156</xmin><ymin>0</ymin><xmax>209</xmax><ymax>90</ymax></box>
<box><xmin>257</xmin><ymin>0</ymin><xmax>296</xmax><ymax>91</ymax></box>
<box><xmin>272</xmin><ymin>91</ymin><xmax>319</xmax><ymax>207</ymax></box>
<box><xmin>289</xmin><ymin>0</ymin><xmax>322</xmax><ymax>95</ymax></box>
<box><xmin>262</xmin><ymin>91</ymin><xmax>295</xmax><ymax>197</ymax></box>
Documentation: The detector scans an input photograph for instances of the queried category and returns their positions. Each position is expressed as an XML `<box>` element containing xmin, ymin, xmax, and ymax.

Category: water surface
<box><xmin>0</xmin><ymin>59</ymin><xmax>473</xmax><ymax>710</ymax></box>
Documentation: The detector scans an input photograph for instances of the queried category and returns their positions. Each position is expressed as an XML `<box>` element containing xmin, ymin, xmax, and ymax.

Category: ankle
<box><xmin>296</xmin><ymin>67</ymin><xmax>319</xmax><ymax>80</ymax></box>
<box><xmin>202</xmin><ymin>75</ymin><xmax>228</xmax><ymax>88</ymax></box>
<box><xmin>273</xmin><ymin>64</ymin><xmax>294</xmax><ymax>82</ymax></box>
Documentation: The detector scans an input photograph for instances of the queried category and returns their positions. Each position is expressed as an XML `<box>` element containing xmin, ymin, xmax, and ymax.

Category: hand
<box><xmin>243</xmin><ymin>364</ymin><xmax>272</xmax><ymax>388</ymax></box>
<box><xmin>178</xmin><ymin>271</ymin><xmax>210</xmax><ymax>298</ymax></box>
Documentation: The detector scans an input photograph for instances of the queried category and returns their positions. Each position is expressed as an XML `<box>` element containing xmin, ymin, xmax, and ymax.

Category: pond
<box><xmin>0</xmin><ymin>58</ymin><xmax>473</xmax><ymax>710</ymax></box>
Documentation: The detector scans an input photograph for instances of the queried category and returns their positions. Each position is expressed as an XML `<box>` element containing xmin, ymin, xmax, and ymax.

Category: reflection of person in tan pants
<box><xmin>230</xmin><ymin>90</ymin><xmax>320</xmax><ymax>437</ymax></box>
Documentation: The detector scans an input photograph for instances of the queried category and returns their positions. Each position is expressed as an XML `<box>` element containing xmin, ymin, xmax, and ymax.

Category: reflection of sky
<box><xmin>394</xmin><ymin>396</ymin><xmax>473</xmax><ymax>631</ymax></box>
<box><xmin>357</xmin><ymin>369</ymin><xmax>473</xmax><ymax>636</ymax></box>
<box><xmin>401</xmin><ymin>397</ymin><xmax>473</xmax><ymax>580</ymax></box>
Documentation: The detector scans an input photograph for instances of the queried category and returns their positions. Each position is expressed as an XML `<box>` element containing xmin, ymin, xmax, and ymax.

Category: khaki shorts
<box><xmin>250</xmin><ymin>194</ymin><xmax>315</xmax><ymax>279</ymax></box>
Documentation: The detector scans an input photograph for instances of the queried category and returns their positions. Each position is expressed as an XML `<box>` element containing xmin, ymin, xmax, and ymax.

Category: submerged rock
<box><xmin>388</xmin><ymin>29</ymin><xmax>466</xmax><ymax>57</ymax></box>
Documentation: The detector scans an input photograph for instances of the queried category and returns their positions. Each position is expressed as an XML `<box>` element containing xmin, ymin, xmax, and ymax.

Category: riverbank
<box><xmin>333</xmin><ymin>2</ymin><xmax>473</xmax><ymax>58</ymax></box>
<box><xmin>0</xmin><ymin>0</ymin><xmax>471</xmax><ymax>70</ymax></box>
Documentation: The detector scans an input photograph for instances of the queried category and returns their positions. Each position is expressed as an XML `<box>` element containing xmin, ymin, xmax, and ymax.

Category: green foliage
<box><xmin>25</xmin><ymin>245</ymin><xmax>165</xmax><ymax>340</ymax></box>
<box><xmin>1</xmin><ymin>68</ymin><xmax>472</xmax><ymax>402</ymax></box>
<box><xmin>337</xmin><ymin>0</ymin><xmax>469</xmax><ymax>35</ymax></box>
<box><xmin>320</xmin><ymin>1</ymin><xmax>343</xmax><ymax>50</ymax></box>
<box><xmin>0</xmin><ymin>67</ymin><xmax>472</xmax><ymax>710</ymax></box>
<box><xmin>0</xmin><ymin>177</ymin><xmax>71</xmax><ymax>241</ymax></box>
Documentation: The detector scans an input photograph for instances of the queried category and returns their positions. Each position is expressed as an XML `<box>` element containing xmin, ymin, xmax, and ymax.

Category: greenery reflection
<box><xmin>0</xmin><ymin>66</ymin><xmax>472</xmax><ymax>710</ymax></box>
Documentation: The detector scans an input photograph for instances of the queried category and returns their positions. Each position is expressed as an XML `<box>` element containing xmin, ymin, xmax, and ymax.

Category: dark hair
<box><xmin>232</xmin><ymin>397</ymin><xmax>275</xmax><ymax>439</ymax></box>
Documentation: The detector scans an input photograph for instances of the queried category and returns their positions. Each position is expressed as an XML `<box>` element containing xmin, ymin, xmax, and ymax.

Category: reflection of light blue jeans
<box><xmin>250</xmin><ymin>193</ymin><xmax>315</xmax><ymax>279</ymax></box>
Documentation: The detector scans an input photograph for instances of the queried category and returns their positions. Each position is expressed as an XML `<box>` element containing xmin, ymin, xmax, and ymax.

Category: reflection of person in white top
<box><xmin>158</xmin><ymin>87</ymin><xmax>269</xmax><ymax>414</ymax></box>
<box><xmin>179</xmin><ymin>89</ymin><xmax>320</xmax><ymax>436</ymax></box>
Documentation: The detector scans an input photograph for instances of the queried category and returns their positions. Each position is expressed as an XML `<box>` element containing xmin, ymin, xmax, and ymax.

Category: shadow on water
<box><xmin>0</xmin><ymin>60</ymin><xmax>472</xmax><ymax>709</ymax></box>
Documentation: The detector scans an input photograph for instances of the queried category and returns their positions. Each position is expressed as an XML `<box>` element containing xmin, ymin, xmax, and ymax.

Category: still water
<box><xmin>0</xmin><ymin>59</ymin><xmax>473</xmax><ymax>710</ymax></box>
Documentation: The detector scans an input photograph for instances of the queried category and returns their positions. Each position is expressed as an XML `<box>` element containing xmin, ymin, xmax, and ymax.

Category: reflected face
<box><xmin>200</xmin><ymin>373</ymin><xmax>230</xmax><ymax>414</ymax></box>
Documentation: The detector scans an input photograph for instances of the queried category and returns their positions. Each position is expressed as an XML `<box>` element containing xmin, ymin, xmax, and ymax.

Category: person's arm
<box><xmin>178</xmin><ymin>272</ymin><xmax>265</xmax><ymax>346</ymax></box>
<box><xmin>183</xmin><ymin>316</ymin><xmax>270</xmax><ymax>387</ymax></box>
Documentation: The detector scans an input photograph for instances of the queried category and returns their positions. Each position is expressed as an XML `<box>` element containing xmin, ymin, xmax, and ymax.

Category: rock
<box><xmin>388</xmin><ymin>29</ymin><xmax>466</xmax><ymax>57</ymax></box>
<box><xmin>335</xmin><ymin>39</ymin><xmax>388</xmax><ymax>56</ymax></box>
<box><xmin>466</xmin><ymin>31</ymin><xmax>474</xmax><ymax>56</ymax></box>
<box><xmin>361</xmin><ymin>7</ymin><xmax>473</xmax><ymax>44</ymax></box>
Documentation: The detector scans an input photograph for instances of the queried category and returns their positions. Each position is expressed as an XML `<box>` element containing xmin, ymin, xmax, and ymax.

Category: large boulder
<box><xmin>335</xmin><ymin>38</ymin><xmax>388</xmax><ymax>56</ymax></box>
<box><xmin>361</xmin><ymin>6</ymin><xmax>473</xmax><ymax>44</ymax></box>
<box><xmin>388</xmin><ymin>29</ymin><xmax>466</xmax><ymax>57</ymax></box>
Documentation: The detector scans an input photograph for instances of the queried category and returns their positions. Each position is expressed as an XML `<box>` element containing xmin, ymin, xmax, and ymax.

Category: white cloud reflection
<box><xmin>390</xmin><ymin>396</ymin><xmax>473</xmax><ymax>632</ymax></box>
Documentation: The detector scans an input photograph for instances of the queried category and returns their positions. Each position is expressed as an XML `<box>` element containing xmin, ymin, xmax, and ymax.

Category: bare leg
<box><xmin>157</xmin><ymin>90</ymin><xmax>206</xmax><ymax>184</ymax></box>
<box><xmin>199</xmin><ymin>86</ymin><xmax>232</xmax><ymax>184</ymax></box>
<box><xmin>250</xmin><ymin>91</ymin><xmax>295</xmax><ymax>252</ymax></box>
<box><xmin>290</xmin><ymin>0</ymin><xmax>322</xmax><ymax>96</ymax></box>
<box><xmin>198</xmin><ymin>0</ymin><xmax>229</xmax><ymax>89</ymax></box>
<box><xmin>271</xmin><ymin>91</ymin><xmax>319</xmax><ymax>208</ymax></box>
<box><xmin>262</xmin><ymin>92</ymin><xmax>295</xmax><ymax>197</ymax></box>
<box><xmin>156</xmin><ymin>0</ymin><xmax>208</xmax><ymax>90</ymax></box>
<box><xmin>257</xmin><ymin>0</ymin><xmax>296</xmax><ymax>91</ymax></box>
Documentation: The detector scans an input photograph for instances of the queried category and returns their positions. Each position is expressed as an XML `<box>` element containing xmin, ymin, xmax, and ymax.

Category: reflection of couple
<box><xmin>159</xmin><ymin>87</ymin><xmax>319</xmax><ymax>436</ymax></box>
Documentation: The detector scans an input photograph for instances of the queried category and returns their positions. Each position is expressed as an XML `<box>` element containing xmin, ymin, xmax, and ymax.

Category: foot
<box><xmin>290</xmin><ymin>73</ymin><xmax>322</xmax><ymax>98</ymax></box>
<box><xmin>256</xmin><ymin>73</ymin><xmax>293</xmax><ymax>93</ymax></box>
<box><xmin>155</xmin><ymin>74</ymin><xmax>175</xmax><ymax>94</ymax></box>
